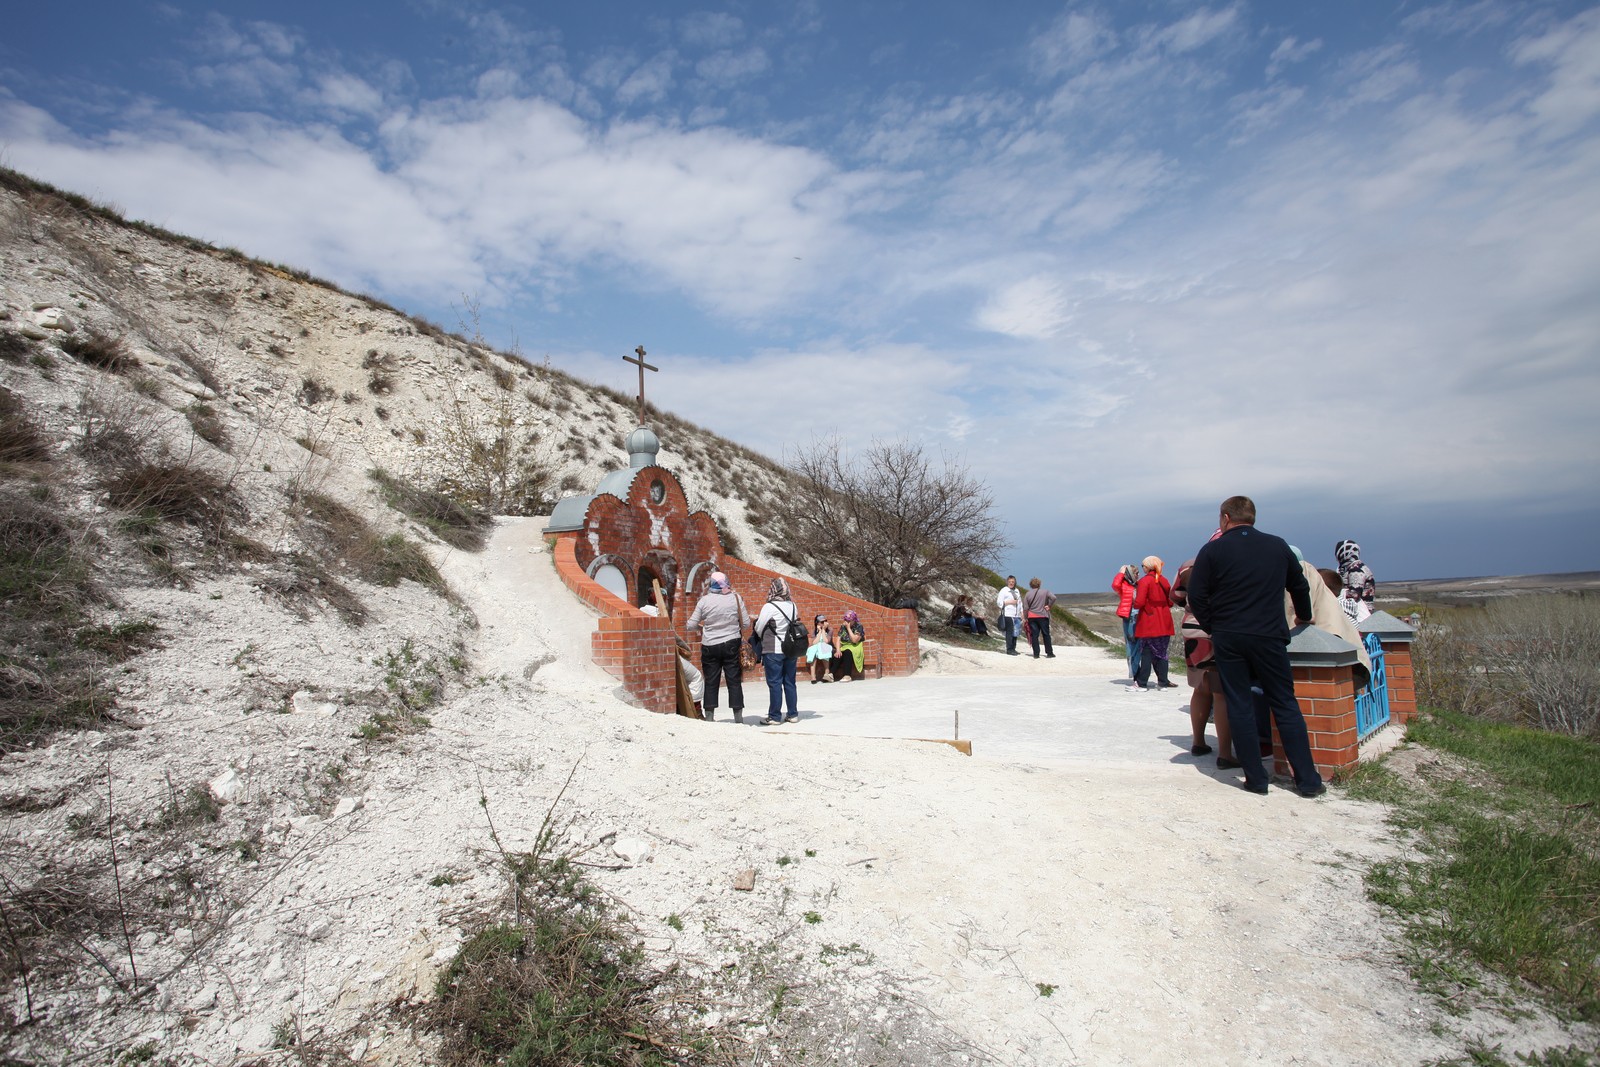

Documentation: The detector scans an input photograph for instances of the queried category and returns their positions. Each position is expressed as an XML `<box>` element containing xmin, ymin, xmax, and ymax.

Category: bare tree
<box><xmin>784</xmin><ymin>437</ymin><xmax>1009</xmax><ymax>607</ymax></box>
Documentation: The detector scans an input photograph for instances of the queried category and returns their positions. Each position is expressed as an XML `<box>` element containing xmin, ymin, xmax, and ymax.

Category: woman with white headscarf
<box><xmin>752</xmin><ymin>576</ymin><xmax>802</xmax><ymax>724</ymax></box>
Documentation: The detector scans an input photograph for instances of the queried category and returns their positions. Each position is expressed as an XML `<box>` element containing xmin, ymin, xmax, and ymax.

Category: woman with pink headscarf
<box><xmin>832</xmin><ymin>610</ymin><xmax>867</xmax><ymax>681</ymax></box>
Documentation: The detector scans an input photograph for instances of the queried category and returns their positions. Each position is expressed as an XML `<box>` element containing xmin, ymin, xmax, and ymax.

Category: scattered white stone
<box><xmin>291</xmin><ymin>690</ymin><xmax>337</xmax><ymax>716</ymax></box>
<box><xmin>34</xmin><ymin>307</ymin><xmax>73</xmax><ymax>331</ymax></box>
<box><xmin>612</xmin><ymin>836</ymin><xmax>652</xmax><ymax>864</ymax></box>
<box><xmin>306</xmin><ymin>919</ymin><xmax>332</xmax><ymax>941</ymax></box>
<box><xmin>191</xmin><ymin>984</ymin><xmax>218</xmax><ymax>1011</ymax></box>
<box><xmin>209</xmin><ymin>768</ymin><xmax>244</xmax><ymax>804</ymax></box>
<box><xmin>330</xmin><ymin>796</ymin><xmax>363</xmax><ymax>819</ymax></box>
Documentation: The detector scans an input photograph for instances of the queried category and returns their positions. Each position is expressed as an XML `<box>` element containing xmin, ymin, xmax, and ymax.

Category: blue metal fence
<box><xmin>1354</xmin><ymin>632</ymin><xmax>1390</xmax><ymax>740</ymax></box>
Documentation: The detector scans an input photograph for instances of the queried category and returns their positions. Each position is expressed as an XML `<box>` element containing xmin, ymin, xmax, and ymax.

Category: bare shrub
<box><xmin>61</xmin><ymin>330</ymin><xmax>137</xmax><ymax>373</ymax></box>
<box><xmin>364</xmin><ymin>348</ymin><xmax>396</xmax><ymax>395</ymax></box>
<box><xmin>298</xmin><ymin>376</ymin><xmax>335</xmax><ymax>405</ymax></box>
<box><xmin>255</xmin><ymin>551</ymin><xmax>369</xmax><ymax>626</ymax></box>
<box><xmin>102</xmin><ymin>461</ymin><xmax>244</xmax><ymax>532</ymax></box>
<box><xmin>784</xmin><ymin>437</ymin><xmax>1009</xmax><ymax>607</ymax></box>
<box><xmin>1418</xmin><ymin>595</ymin><xmax>1600</xmax><ymax>737</ymax></box>
<box><xmin>0</xmin><ymin>387</ymin><xmax>53</xmax><ymax>465</ymax></box>
<box><xmin>183</xmin><ymin>402</ymin><xmax>229</xmax><ymax>449</ymax></box>
<box><xmin>0</xmin><ymin>489</ymin><xmax>115</xmax><ymax>751</ymax></box>
<box><xmin>75</xmin><ymin>388</ymin><xmax>165</xmax><ymax>468</ymax></box>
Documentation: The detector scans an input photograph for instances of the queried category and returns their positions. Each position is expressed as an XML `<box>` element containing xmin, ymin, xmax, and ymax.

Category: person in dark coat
<box><xmin>1186</xmin><ymin>496</ymin><xmax>1325</xmax><ymax>798</ymax></box>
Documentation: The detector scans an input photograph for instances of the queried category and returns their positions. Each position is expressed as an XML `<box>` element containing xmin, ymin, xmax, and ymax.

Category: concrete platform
<box><xmin>725</xmin><ymin>665</ymin><xmax>1231</xmax><ymax>776</ymax></box>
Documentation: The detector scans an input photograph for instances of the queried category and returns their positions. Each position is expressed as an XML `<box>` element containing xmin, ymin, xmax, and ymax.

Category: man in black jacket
<box><xmin>1187</xmin><ymin>496</ymin><xmax>1326</xmax><ymax>798</ymax></box>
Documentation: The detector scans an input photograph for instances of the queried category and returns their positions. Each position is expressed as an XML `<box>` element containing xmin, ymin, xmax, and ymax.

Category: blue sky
<box><xmin>4</xmin><ymin>2</ymin><xmax>1598</xmax><ymax>591</ymax></box>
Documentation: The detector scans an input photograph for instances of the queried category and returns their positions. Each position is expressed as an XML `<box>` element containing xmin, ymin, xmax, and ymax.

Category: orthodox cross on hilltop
<box><xmin>623</xmin><ymin>344</ymin><xmax>658</xmax><ymax>426</ymax></box>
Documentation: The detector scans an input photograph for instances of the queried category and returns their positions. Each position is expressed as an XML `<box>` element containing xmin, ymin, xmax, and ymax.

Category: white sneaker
<box><xmin>1125</xmin><ymin>685</ymin><xmax>1149</xmax><ymax>693</ymax></box>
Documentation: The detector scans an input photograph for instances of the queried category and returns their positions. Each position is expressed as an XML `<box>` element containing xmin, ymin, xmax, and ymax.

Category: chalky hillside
<box><xmin>1</xmin><ymin>173</ymin><xmax>1590</xmax><ymax>1065</ymax></box>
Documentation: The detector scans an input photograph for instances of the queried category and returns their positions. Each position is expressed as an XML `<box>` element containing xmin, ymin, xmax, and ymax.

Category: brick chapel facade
<box><xmin>545</xmin><ymin>426</ymin><xmax>920</xmax><ymax>715</ymax></box>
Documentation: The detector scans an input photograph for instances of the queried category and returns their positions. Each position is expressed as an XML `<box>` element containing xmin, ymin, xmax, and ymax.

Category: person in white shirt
<box><xmin>995</xmin><ymin>575</ymin><xmax>1023</xmax><ymax>657</ymax></box>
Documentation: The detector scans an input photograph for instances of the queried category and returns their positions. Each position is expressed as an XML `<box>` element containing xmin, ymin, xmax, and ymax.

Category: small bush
<box><xmin>296</xmin><ymin>491</ymin><xmax>447</xmax><ymax>594</ymax></box>
<box><xmin>74</xmin><ymin>620</ymin><xmax>159</xmax><ymax>661</ymax></box>
<box><xmin>254</xmin><ymin>551</ymin><xmax>369</xmax><ymax>627</ymax></box>
<box><xmin>183</xmin><ymin>403</ymin><xmax>228</xmax><ymax>449</ymax></box>
<box><xmin>103</xmin><ymin>461</ymin><xmax>244</xmax><ymax>532</ymax></box>
<box><xmin>369</xmin><ymin>468</ymin><xmax>491</xmax><ymax>552</ymax></box>
<box><xmin>61</xmin><ymin>330</ymin><xmax>137</xmax><ymax>373</ymax></box>
<box><xmin>428</xmin><ymin>792</ymin><xmax>711</xmax><ymax>1065</ymax></box>
<box><xmin>298</xmin><ymin>376</ymin><xmax>335</xmax><ymax>405</ymax></box>
<box><xmin>0</xmin><ymin>489</ymin><xmax>115</xmax><ymax>751</ymax></box>
<box><xmin>0</xmin><ymin>329</ymin><xmax>35</xmax><ymax>364</ymax></box>
<box><xmin>0</xmin><ymin>387</ymin><xmax>53</xmax><ymax>465</ymax></box>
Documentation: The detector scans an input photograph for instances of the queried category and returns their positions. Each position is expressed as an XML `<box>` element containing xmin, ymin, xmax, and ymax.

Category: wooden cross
<box><xmin>623</xmin><ymin>344</ymin><xmax>658</xmax><ymax>425</ymax></box>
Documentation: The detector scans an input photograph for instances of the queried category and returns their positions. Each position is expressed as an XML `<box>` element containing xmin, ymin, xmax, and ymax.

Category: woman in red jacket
<box><xmin>1130</xmin><ymin>556</ymin><xmax>1176</xmax><ymax>692</ymax></box>
<box><xmin>1112</xmin><ymin>564</ymin><xmax>1140</xmax><ymax>681</ymax></box>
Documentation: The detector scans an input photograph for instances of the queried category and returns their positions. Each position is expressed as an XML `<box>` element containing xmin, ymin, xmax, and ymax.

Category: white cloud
<box><xmin>615</xmin><ymin>52</ymin><xmax>677</xmax><ymax>105</ymax></box>
<box><xmin>694</xmin><ymin>47</ymin><xmax>770</xmax><ymax>86</ymax></box>
<box><xmin>1265</xmin><ymin>35</ymin><xmax>1322</xmax><ymax>79</ymax></box>
<box><xmin>679</xmin><ymin>12</ymin><xmax>745</xmax><ymax>50</ymax></box>
<box><xmin>975</xmin><ymin>276</ymin><xmax>1072</xmax><ymax>339</ymax></box>
<box><xmin>1512</xmin><ymin>7</ymin><xmax>1600</xmax><ymax>138</ymax></box>
<box><xmin>1029</xmin><ymin>10</ymin><xmax>1118</xmax><ymax>76</ymax></box>
<box><xmin>1338</xmin><ymin>44</ymin><xmax>1423</xmax><ymax>106</ymax></box>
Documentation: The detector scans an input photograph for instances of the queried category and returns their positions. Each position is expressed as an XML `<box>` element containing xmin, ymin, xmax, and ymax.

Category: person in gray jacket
<box><xmin>686</xmin><ymin>571</ymin><xmax>750</xmax><ymax>723</ymax></box>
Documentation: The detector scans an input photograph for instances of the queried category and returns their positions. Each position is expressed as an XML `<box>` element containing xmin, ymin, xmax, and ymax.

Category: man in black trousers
<box><xmin>1186</xmin><ymin>496</ymin><xmax>1326</xmax><ymax>798</ymax></box>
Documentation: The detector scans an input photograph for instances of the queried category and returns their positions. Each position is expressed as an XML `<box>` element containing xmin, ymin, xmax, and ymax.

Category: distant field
<box><xmin>1056</xmin><ymin>571</ymin><xmax>1600</xmax><ymax>640</ymax></box>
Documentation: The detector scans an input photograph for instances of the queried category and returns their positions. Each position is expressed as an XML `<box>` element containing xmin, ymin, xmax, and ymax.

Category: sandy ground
<box><xmin>5</xmin><ymin>518</ymin><xmax>1591</xmax><ymax>1065</ymax></box>
<box><xmin>3</xmin><ymin>185</ymin><xmax>1593</xmax><ymax>1065</ymax></box>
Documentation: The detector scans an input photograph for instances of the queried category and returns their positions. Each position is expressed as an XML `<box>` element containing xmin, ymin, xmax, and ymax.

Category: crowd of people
<box><xmin>677</xmin><ymin>501</ymin><xmax>1375</xmax><ymax>797</ymax></box>
<box><xmin>684</xmin><ymin>572</ymin><xmax>870</xmax><ymax>727</ymax></box>
<box><xmin>1117</xmin><ymin>501</ymin><xmax>1378</xmax><ymax>797</ymax></box>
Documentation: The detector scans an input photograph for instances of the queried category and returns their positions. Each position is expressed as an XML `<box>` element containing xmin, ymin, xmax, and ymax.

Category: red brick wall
<box><xmin>1278</xmin><ymin>665</ymin><xmax>1360</xmax><ymax>777</ymax></box>
<box><xmin>1381</xmin><ymin>642</ymin><xmax>1417</xmax><ymax>724</ymax></box>
<box><xmin>551</xmin><ymin>533</ymin><xmax>679</xmax><ymax>715</ymax></box>
<box><xmin>718</xmin><ymin>557</ymin><xmax>919</xmax><ymax>677</ymax></box>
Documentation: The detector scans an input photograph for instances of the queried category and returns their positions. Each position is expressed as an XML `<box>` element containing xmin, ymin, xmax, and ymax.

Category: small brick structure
<box><xmin>1257</xmin><ymin>613</ymin><xmax>1417</xmax><ymax>779</ymax></box>
<box><xmin>545</xmin><ymin>425</ymin><xmax>919</xmax><ymax>715</ymax></box>
<box><xmin>1360</xmin><ymin>611</ymin><xmax>1418</xmax><ymax>725</ymax></box>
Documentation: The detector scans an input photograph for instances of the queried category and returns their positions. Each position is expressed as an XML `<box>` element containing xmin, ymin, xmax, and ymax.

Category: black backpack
<box><xmin>764</xmin><ymin>605</ymin><xmax>810</xmax><ymax>657</ymax></box>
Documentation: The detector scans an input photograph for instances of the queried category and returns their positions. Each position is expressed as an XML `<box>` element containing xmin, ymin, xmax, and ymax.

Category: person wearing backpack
<box><xmin>752</xmin><ymin>576</ymin><xmax>805</xmax><ymax>724</ymax></box>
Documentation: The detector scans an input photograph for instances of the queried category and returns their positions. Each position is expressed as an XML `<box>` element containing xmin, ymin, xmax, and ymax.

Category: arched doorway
<box><xmin>637</xmin><ymin>551</ymin><xmax>680</xmax><ymax>614</ymax></box>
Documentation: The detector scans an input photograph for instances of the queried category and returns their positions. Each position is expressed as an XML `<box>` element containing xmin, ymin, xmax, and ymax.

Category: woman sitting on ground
<box><xmin>947</xmin><ymin>595</ymin><xmax>988</xmax><ymax>636</ymax></box>
<box><xmin>833</xmin><ymin>610</ymin><xmax>867</xmax><ymax>681</ymax></box>
<box><xmin>807</xmin><ymin>614</ymin><xmax>834</xmax><ymax>684</ymax></box>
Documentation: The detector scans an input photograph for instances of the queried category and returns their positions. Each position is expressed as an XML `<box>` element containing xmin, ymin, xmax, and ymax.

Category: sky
<box><xmin>3</xmin><ymin>1</ymin><xmax>1598</xmax><ymax>591</ymax></box>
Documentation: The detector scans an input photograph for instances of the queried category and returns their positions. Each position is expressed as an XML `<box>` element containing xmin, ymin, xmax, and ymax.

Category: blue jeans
<box><xmin>1211</xmin><ymin>630</ymin><xmax>1323</xmax><ymax>793</ymax></box>
<box><xmin>1122</xmin><ymin>616</ymin><xmax>1138</xmax><ymax>678</ymax></box>
<box><xmin>762</xmin><ymin>652</ymin><xmax>798</xmax><ymax>720</ymax></box>
<box><xmin>1002</xmin><ymin>616</ymin><xmax>1019</xmax><ymax>653</ymax></box>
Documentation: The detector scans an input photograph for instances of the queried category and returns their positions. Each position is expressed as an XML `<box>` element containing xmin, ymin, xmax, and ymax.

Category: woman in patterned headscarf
<box><xmin>1334</xmin><ymin>540</ymin><xmax>1375</xmax><ymax>622</ymax></box>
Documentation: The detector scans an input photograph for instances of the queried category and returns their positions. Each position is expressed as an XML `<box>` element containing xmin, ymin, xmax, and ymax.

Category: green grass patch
<box><xmin>369</xmin><ymin>467</ymin><xmax>491</xmax><ymax>552</ymax></box>
<box><xmin>1363</xmin><ymin>709</ymin><xmax>1600</xmax><ymax>1025</ymax></box>
<box><xmin>427</xmin><ymin>785</ymin><xmax>715</xmax><ymax>1065</ymax></box>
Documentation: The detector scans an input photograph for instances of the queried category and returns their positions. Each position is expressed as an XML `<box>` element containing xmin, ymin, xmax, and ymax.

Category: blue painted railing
<box><xmin>1354</xmin><ymin>632</ymin><xmax>1390</xmax><ymax>740</ymax></box>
